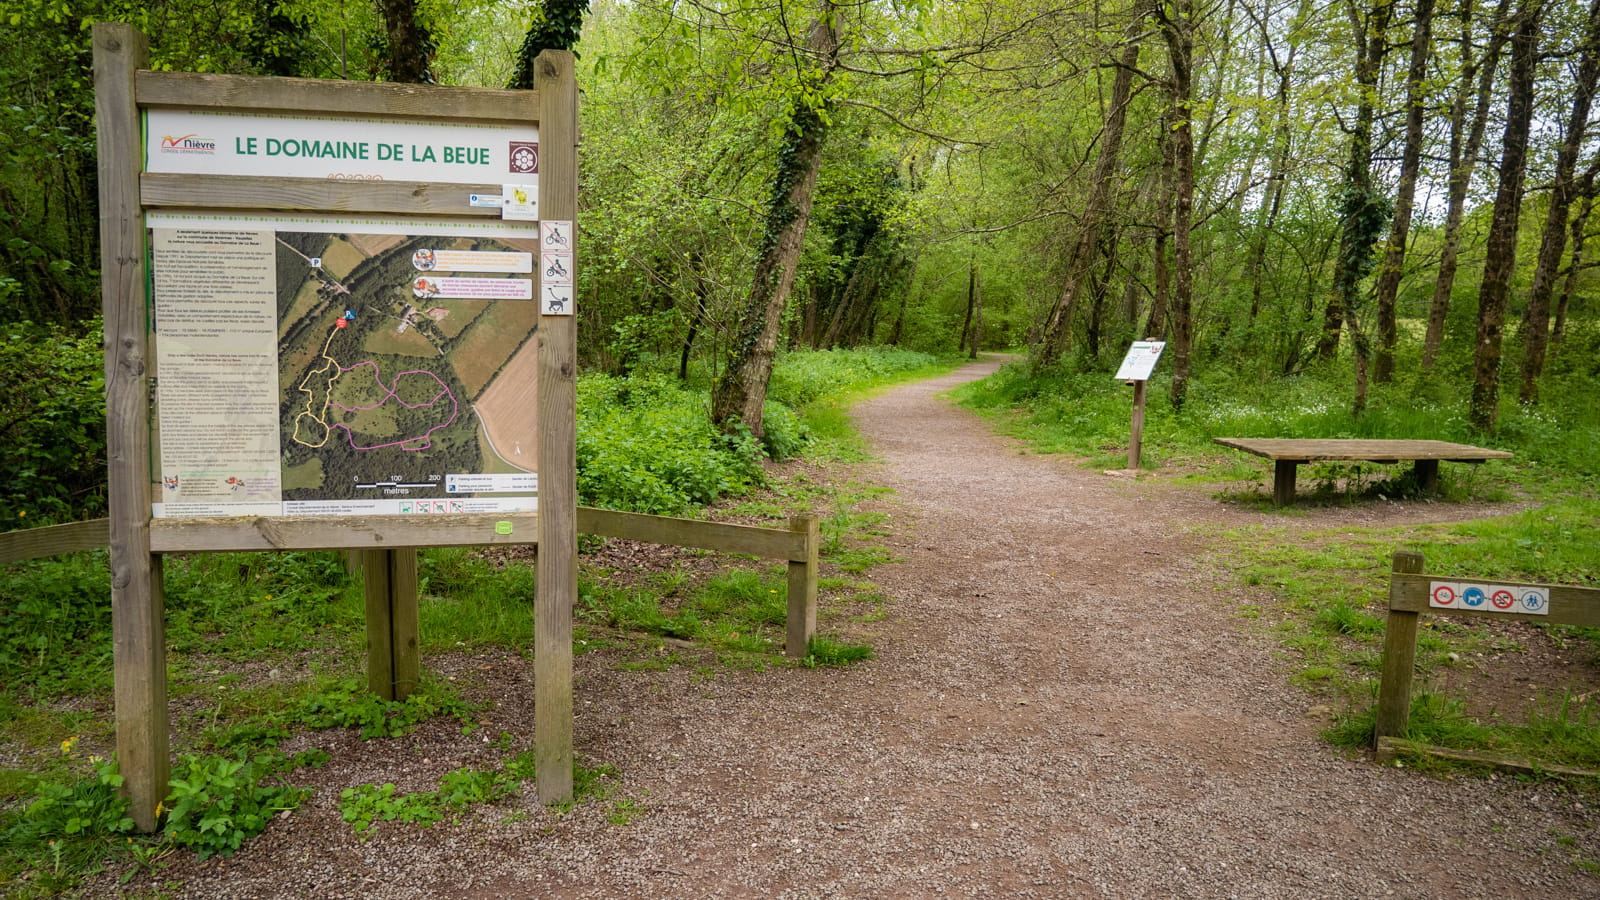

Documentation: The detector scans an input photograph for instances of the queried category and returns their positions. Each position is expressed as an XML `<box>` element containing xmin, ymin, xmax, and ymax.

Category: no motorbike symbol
<box><xmin>1490</xmin><ymin>589</ymin><xmax>1515</xmax><ymax>610</ymax></box>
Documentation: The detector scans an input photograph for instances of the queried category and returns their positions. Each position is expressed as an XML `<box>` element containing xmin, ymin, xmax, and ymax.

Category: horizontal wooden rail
<box><xmin>3</xmin><ymin>509</ymin><xmax>814</xmax><ymax>562</ymax></box>
<box><xmin>142</xmin><ymin>173</ymin><xmax>504</xmax><ymax>217</ymax></box>
<box><xmin>149</xmin><ymin>514</ymin><xmax>540</xmax><ymax>553</ymax></box>
<box><xmin>136</xmin><ymin>70</ymin><xmax>539</xmax><ymax>123</ymax></box>
<box><xmin>0</xmin><ymin>518</ymin><xmax>111</xmax><ymax>564</ymax></box>
<box><xmin>575</xmin><ymin>507</ymin><xmax>809</xmax><ymax>561</ymax></box>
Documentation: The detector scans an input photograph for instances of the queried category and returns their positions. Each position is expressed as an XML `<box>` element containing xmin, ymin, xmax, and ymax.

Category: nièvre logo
<box><xmin>159</xmin><ymin>133</ymin><xmax>216</xmax><ymax>154</ymax></box>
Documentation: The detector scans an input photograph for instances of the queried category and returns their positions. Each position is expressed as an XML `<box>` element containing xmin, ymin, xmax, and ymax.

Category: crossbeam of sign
<box><xmin>1429</xmin><ymin>581</ymin><xmax>1549</xmax><ymax>616</ymax></box>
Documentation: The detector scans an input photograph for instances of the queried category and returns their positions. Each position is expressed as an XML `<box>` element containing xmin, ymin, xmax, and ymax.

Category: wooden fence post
<box><xmin>1375</xmin><ymin>550</ymin><xmax>1426</xmax><ymax>744</ymax></box>
<box><xmin>787</xmin><ymin>514</ymin><xmax>820</xmax><ymax>657</ymax></box>
<box><xmin>95</xmin><ymin>23</ymin><xmax>168</xmax><ymax>834</ymax></box>
<box><xmin>535</xmin><ymin>48</ymin><xmax>579</xmax><ymax>805</ymax></box>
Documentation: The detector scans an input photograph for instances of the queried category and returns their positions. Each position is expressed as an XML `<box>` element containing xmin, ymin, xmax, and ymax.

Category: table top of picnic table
<box><xmin>1211</xmin><ymin>438</ymin><xmax>1514</xmax><ymax>463</ymax></box>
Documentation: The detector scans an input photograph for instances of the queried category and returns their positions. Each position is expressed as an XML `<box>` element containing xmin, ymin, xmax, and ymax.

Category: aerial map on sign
<box><xmin>276</xmin><ymin>229</ymin><xmax>538</xmax><ymax>503</ymax></box>
<box><xmin>148</xmin><ymin>217</ymin><xmax>541</xmax><ymax>518</ymax></box>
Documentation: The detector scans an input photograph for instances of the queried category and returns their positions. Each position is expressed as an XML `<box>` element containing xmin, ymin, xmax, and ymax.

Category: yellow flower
<box><xmin>59</xmin><ymin>736</ymin><xmax>77</xmax><ymax>755</ymax></box>
<box><xmin>17</xmin><ymin>510</ymin><xmax>24</xmax><ymax>518</ymax></box>
<box><xmin>155</xmin><ymin>801</ymin><xmax>166</xmax><ymax>818</ymax></box>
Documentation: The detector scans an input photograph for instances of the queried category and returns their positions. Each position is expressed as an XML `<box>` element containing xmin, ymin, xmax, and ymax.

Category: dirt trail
<box><xmin>124</xmin><ymin>357</ymin><xmax>1598</xmax><ymax>899</ymax></box>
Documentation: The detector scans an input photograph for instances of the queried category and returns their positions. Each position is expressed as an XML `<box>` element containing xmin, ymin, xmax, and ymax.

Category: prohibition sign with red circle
<box><xmin>1432</xmin><ymin>584</ymin><xmax>1457</xmax><ymax>605</ymax></box>
<box><xmin>1491</xmin><ymin>589</ymin><xmax>1515</xmax><ymax>610</ymax></box>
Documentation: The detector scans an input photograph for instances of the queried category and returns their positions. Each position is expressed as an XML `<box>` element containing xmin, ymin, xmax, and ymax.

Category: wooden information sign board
<box><xmin>94</xmin><ymin>23</ymin><xmax>580</xmax><ymax>827</ymax></box>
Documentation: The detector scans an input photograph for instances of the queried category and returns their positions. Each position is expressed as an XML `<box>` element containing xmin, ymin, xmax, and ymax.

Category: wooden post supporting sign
<box><xmin>94</xmin><ymin>23</ymin><xmax>168</xmax><ymax>835</ymax></box>
<box><xmin>535</xmin><ymin>49</ymin><xmax>579</xmax><ymax>805</ymax></box>
<box><xmin>1114</xmin><ymin>340</ymin><xmax>1165</xmax><ymax>471</ymax></box>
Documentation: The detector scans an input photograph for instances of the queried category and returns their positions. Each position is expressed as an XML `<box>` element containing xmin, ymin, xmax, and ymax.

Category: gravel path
<box><xmin>112</xmin><ymin>357</ymin><xmax>1598</xmax><ymax>899</ymax></box>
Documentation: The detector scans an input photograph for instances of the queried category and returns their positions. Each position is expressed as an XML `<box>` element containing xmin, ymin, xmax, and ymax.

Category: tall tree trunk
<box><xmin>375</xmin><ymin>0</ymin><xmax>436</xmax><ymax>84</ymax></box>
<box><xmin>959</xmin><ymin>260</ymin><xmax>977</xmax><ymax>352</ymax></box>
<box><xmin>1470</xmin><ymin>0</ymin><xmax>1543</xmax><ymax>431</ymax></box>
<box><xmin>1157</xmin><ymin>0</ymin><xmax>1197</xmax><ymax>411</ymax></box>
<box><xmin>1037</xmin><ymin>25</ymin><xmax>1142</xmax><ymax>366</ymax></box>
<box><xmin>1518</xmin><ymin>0</ymin><xmax>1600</xmax><ymax>401</ymax></box>
<box><xmin>1147</xmin><ymin>105</ymin><xmax>1176</xmax><ymax>342</ymax></box>
<box><xmin>1315</xmin><ymin>0</ymin><xmax>1394</xmax><ymax>366</ymax></box>
<box><xmin>710</xmin><ymin>12</ymin><xmax>837</xmax><ymax>439</ymax></box>
<box><xmin>1247</xmin><ymin>4</ymin><xmax>1304</xmax><ymax>323</ymax></box>
<box><xmin>1422</xmin><ymin>0</ymin><xmax>1513</xmax><ymax>372</ymax></box>
<box><xmin>1371</xmin><ymin>0</ymin><xmax>1436</xmax><ymax>383</ymax></box>
<box><xmin>969</xmin><ymin>266</ymin><xmax>984</xmax><ymax>360</ymax></box>
<box><xmin>1553</xmin><ymin>164</ymin><xmax>1600</xmax><ymax>355</ymax></box>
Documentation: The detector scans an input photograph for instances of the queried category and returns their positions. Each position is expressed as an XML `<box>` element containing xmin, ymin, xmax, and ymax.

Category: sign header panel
<box><xmin>146</xmin><ymin>110</ymin><xmax>539</xmax><ymax>185</ymax></box>
<box><xmin>1114</xmin><ymin>341</ymin><xmax>1166</xmax><ymax>381</ymax></box>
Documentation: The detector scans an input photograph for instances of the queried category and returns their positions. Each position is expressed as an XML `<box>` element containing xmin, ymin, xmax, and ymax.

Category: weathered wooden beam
<box><xmin>363</xmin><ymin>549</ymin><xmax>396</xmax><ymax>702</ymax></box>
<box><xmin>141</xmin><ymin>173</ymin><xmax>503</xmax><ymax>217</ymax></box>
<box><xmin>1376</xmin><ymin>736</ymin><xmax>1600</xmax><ymax>778</ymax></box>
<box><xmin>96</xmin><ymin>22</ymin><xmax>167</xmax><ymax>835</ymax></box>
<box><xmin>786</xmin><ymin>515</ymin><xmax>820</xmax><ymax>658</ymax></box>
<box><xmin>136</xmin><ymin>70</ymin><xmax>539</xmax><ymax>123</ymax></box>
<box><xmin>0</xmin><ymin>519</ymin><xmax>110</xmax><ymax>565</ymax></box>
<box><xmin>534</xmin><ymin>49</ymin><xmax>579</xmax><ymax>807</ymax></box>
<box><xmin>149</xmin><ymin>514</ymin><xmax>539</xmax><ymax>552</ymax></box>
<box><xmin>1374</xmin><ymin>551</ymin><xmax>1425</xmax><ymax>743</ymax></box>
<box><xmin>575</xmin><ymin>507</ymin><xmax>808</xmax><ymax>561</ymax></box>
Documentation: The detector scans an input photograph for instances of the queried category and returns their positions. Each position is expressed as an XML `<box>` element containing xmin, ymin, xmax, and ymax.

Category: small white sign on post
<box><xmin>1117</xmin><ymin>340</ymin><xmax>1165</xmax><ymax>471</ymax></box>
<box><xmin>1115</xmin><ymin>340</ymin><xmax>1166</xmax><ymax>382</ymax></box>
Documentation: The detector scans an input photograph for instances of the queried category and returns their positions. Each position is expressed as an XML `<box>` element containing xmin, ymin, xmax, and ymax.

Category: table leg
<box><xmin>1273</xmin><ymin>460</ymin><xmax>1298</xmax><ymax>506</ymax></box>
<box><xmin>1414</xmin><ymin>459</ymin><xmax>1439</xmax><ymax>494</ymax></box>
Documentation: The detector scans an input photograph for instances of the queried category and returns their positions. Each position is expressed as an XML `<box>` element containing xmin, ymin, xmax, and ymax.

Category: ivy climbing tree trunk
<box><xmin>508</xmin><ymin>0</ymin><xmax>591</xmax><ymax>88</ymax></box>
<box><xmin>1470</xmin><ymin>0</ymin><xmax>1543</xmax><ymax>431</ymax></box>
<box><xmin>1518</xmin><ymin>0</ymin><xmax>1600</xmax><ymax>402</ymax></box>
<box><xmin>1156</xmin><ymin>0</ymin><xmax>1196</xmax><ymax>411</ymax></box>
<box><xmin>375</xmin><ymin>0</ymin><xmax>435</xmax><ymax>84</ymax></box>
<box><xmin>1315</xmin><ymin>0</ymin><xmax>1393</xmax><ymax>369</ymax></box>
<box><xmin>711</xmin><ymin>9</ymin><xmax>838</xmax><ymax>440</ymax></box>
<box><xmin>1371</xmin><ymin>0</ymin><xmax>1434</xmax><ymax>384</ymax></box>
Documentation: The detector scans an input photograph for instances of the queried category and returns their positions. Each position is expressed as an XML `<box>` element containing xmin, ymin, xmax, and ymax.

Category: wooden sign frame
<box><xmin>93</xmin><ymin>23</ymin><xmax>579</xmax><ymax>829</ymax></box>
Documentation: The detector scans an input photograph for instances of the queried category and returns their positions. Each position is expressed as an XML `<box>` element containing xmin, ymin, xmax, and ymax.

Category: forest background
<box><xmin>3</xmin><ymin>0</ymin><xmax>1600</xmax><ymax>525</ymax></box>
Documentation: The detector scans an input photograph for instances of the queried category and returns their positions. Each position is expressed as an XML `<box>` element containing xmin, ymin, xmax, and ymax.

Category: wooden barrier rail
<box><xmin>1374</xmin><ymin>550</ymin><xmax>1600</xmax><ymax>774</ymax></box>
<box><xmin>0</xmin><ymin>509</ymin><xmax>820</xmax><ymax>655</ymax></box>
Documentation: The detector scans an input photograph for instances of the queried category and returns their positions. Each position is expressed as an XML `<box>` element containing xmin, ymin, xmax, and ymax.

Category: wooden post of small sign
<box><xmin>1128</xmin><ymin>379</ymin><xmax>1147</xmax><ymax>470</ymax></box>
<box><xmin>95</xmin><ymin>22</ymin><xmax>169</xmax><ymax>834</ymax></box>
<box><xmin>535</xmin><ymin>49</ymin><xmax>579</xmax><ymax>805</ymax></box>
<box><xmin>1114</xmin><ymin>340</ymin><xmax>1165</xmax><ymax>471</ymax></box>
<box><xmin>1374</xmin><ymin>549</ymin><xmax>1426</xmax><ymax>744</ymax></box>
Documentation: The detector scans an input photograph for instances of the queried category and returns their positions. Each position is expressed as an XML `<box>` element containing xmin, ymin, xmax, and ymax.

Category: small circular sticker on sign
<box><xmin>494</xmin><ymin>521</ymin><xmax>514</xmax><ymax>535</ymax></box>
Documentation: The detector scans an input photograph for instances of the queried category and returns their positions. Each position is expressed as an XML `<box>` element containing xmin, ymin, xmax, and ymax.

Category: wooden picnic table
<box><xmin>1212</xmin><ymin>438</ymin><xmax>1513</xmax><ymax>505</ymax></box>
